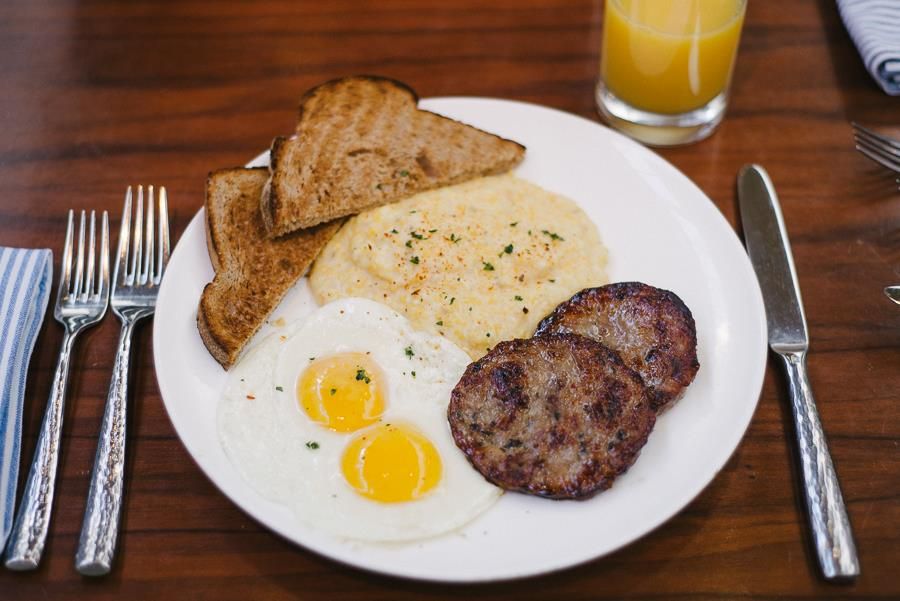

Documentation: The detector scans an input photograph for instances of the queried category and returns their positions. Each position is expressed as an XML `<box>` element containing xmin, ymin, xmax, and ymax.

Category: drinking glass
<box><xmin>596</xmin><ymin>0</ymin><xmax>747</xmax><ymax>146</ymax></box>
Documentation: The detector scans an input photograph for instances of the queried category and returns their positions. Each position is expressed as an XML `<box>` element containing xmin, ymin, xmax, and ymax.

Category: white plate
<box><xmin>153</xmin><ymin>98</ymin><xmax>767</xmax><ymax>582</ymax></box>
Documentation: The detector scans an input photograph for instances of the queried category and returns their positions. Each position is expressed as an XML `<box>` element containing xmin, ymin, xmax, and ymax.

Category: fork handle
<box><xmin>778</xmin><ymin>350</ymin><xmax>859</xmax><ymax>580</ymax></box>
<box><xmin>75</xmin><ymin>317</ymin><xmax>139</xmax><ymax>576</ymax></box>
<box><xmin>5</xmin><ymin>329</ymin><xmax>77</xmax><ymax>570</ymax></box>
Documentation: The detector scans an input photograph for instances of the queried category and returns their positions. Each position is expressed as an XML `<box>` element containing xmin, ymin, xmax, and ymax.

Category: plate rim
<box><xmin>153</xmin><ymin>96</ymin><xmax>767</xmax><ymax>583</ymax></box>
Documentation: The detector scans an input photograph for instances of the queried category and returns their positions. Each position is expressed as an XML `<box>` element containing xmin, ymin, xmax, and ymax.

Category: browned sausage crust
<box><xmin>448</xmin><ymin>334</ymin><xmax>655</xmax><ymax>499</ymax></box>
<box><xmin>535</xmin><ymin>282</ymin><xmax>699</xmax><ymax>412</ymax></box>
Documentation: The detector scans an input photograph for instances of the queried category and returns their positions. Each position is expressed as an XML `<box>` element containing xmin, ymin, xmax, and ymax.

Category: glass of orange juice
<box><xmin>597</xmin><ymin>0</ymin><xmax>746</xmax><ymax>146</ymax></box>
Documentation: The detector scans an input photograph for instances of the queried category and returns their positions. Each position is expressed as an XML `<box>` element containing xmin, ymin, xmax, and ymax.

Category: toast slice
<box><xmin>198</xmin><ymin>167</ymin><xmax>342</xmax><ymax>369</ymax></box>
<box><xmin>261</xmin><ymin>76</ymin><xmax>526</xmax><ymax>237</ymax></box>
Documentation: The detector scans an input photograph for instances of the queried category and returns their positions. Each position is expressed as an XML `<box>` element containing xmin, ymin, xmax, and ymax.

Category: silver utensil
<box><xmin>5</xmin><ymin>210</ymin><xmax>110</xmax><ymax>570</ymax></box>
<box><xmin>75</xmin><ymin>186</ymin><xmax>169</xmax><ymax>576</ymax></box>
<box><xmin>851</xmin><ymin>122</ymin><xmax>900</xmax><ymax>175</ymax></box>
<box><xmin>738</xmin><ymin>164</ymin><xmax>859</xmax><ymax>580</ymax></box>
<box><xmin>885</xmin><ymin>286</ymin><xmax>900</xmax><ymax>305</ymax></box>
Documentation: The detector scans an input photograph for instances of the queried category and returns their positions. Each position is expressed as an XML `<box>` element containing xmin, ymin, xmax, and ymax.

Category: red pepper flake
<box><xmin>246</xmin><ymin>394</ymin><xmax>256</xmax><ymax>400</ymax></box>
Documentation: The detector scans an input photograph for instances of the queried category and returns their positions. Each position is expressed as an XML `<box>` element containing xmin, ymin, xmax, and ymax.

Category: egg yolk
<box><xmin>298</xmin><ymin>353</ymin><xmax>386</xmax><ymax>432</ymax></box>
<box><xmin>341</xmin><ymin>424</ymin><xmax>442</xmax><ymax>503</ymax></box>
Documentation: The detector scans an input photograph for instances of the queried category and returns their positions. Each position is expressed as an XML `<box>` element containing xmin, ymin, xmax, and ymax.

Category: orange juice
<box><xmin>601</xmin><ymin>0</ymin><xmax>745</xmax><ymax>115</ymax></box>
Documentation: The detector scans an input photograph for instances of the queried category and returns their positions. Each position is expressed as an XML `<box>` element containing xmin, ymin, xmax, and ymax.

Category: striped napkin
<box><xmin>837</xmin><ymin>0</ymin><xmax>900</xmax><ymax>96</ymax></box>
<box><xmin>0</xmin><ymin>247</ymin><xmax>52</xmax><ymax>549</ymax></box>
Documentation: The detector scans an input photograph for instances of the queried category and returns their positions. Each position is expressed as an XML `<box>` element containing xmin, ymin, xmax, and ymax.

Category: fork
<box><xmin>75</xmin><ymin>185</ymin><xmax>169</xmax><ymax>576</ymax></box>
<box><xmin>851</xmin><ymin>122</ymin><xmax>900</xmax><ymax>175</ymax></box>
<box><xmin>851</xmin><ymin>124</ymin><xmax>900</xmax><ymax>299</ymax></box>
<box><xmin>4</xmin><ymin>210</ymin><xmax>110</xmax><ymax>570</ymax></box>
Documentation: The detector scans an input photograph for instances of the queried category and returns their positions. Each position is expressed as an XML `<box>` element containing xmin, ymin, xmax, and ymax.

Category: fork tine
<box><xmin>58</xmin><ymin>210</ymin><xmax>75</xmax><ymax>300</ymax></box>
<box><xmin>72</xmin><ymin>210</ymin><xmax>86</xmax><ymax>299</ymax></box>
<box><xmin>131</xmin><ymin>185</ymin><xmax>143</xmax><ymax>285</ymax></box>
<box><xmin>85</xmin><ymin>211</ymin><xmax>96</xmax><ymax>301</ymax></box>
<box><xmin>852</xmin><ymin>123</ymin><xmax>900</xmax><ymax>174</ymax></box>
<box><xmin>157</xmin><ymin>186</ymin><xmax>170</xmax><ymax>283</ymax></box>
<box><xmin>852</xmin><ymin>122</ymin><xmax>900</xmax><ymax>152</ymax></box>
<box><xmin>855</xmin><ymin>133</ymin><xmax>900</xmax><ymax>162</ymax></box>
<box><xmin>854</xmin><ymin>134</ymin><xmax>900</xmax><ymax>161</ymax></box>
<box><xmin>115</xmin><ymin>187</ymin><xmax>132</xmax><ymax>287</ymax></box>
<box><xmin>143</xmin><ymin>185</ymin><xmax>155</xmax><ymax>285</ymax></box>
<box><xmin>98</xmin><ymin>211</ymin><xmax>110</xmax><ymax>299</ymax></box>
<box><xmin>855</xmin><ymin>140</ymin><xmax>900</xmax><ymax>174</ymax></box>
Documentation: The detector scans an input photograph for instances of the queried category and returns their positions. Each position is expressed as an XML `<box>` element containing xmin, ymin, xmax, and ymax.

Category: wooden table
<box><xmin>0</xmin><ymin>0</ymin><xmax>897</xmax><ymax>598</ymax></box>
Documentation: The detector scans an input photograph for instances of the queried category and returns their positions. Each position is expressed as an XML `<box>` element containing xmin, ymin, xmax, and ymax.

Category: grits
<box><xmin>309</xmin><ymin>174</ymin><xmax>607</xmax><ymax>358</ymax></box>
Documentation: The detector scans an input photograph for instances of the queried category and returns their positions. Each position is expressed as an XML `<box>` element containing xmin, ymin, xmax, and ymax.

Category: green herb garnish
<box><xmin>330</xmin><ymin>388</ymin><xmax>337</xmax><ymax>395</ymax></box>
<box><xmin>275</xmin><ymin>386</ymin><xmax>283</xmax><ymax>392</ymax></box>
<box><xmin>410</xmin><ymin>231</ymin><xmax>424</xmax><ymax>240</ymax></box>
<box><xmin>503</xmin><ymin>244</ymin><xmax>514</xmax><ymax>254</ymax></box>
<box><xmin>405</xmin><ymin>346</ymin><xmax>414</xmax><ymax>358</ymax></box>
<box><xmin>514</xmin><ymin>295</ymin><xmax>523</xmax><ymax>301</ymax></box>
<box><xmin>542</xmin><ymin>230</ymin><xmax>564</xmax><ymax>241</ymax></box>
<box><xmin>399</xmin><ymin>169</ymin><xmax>409</xmax><ymax>177</ymax></box>
<box><xmin>356</xmin><ymin>368</ymin><xmax>371</xmax><ymax>384</ymax></box>
<box><xmin>410</xmin><ymin>255</ymin><xmax>420</xmax><ymax>265</ymax></box>
<box><xmin>483</xmin><ymin>261</ymin><xmax>495</xmax><ymax>271</ymax></box>
<box><xmin>436</xmin><ymin>320</ymin><xmax>443</xmax><ymax>326</ymax></box>
<box><xmin>306</xmin><ymin>441</ymin><xmax>320</xmax><ymax>450</ymax></box>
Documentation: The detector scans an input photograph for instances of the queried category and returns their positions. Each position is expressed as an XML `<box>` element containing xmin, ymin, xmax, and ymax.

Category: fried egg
<box><xmin>217</xmin><ymin>298</ymin><xmax>501</xmax><ymax>542</ymax></box>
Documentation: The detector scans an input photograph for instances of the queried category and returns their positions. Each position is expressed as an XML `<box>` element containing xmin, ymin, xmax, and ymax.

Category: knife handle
<box><xmin>778</xmin><ymin>350</ymin><xmax>859</xmax><ymax>580</ymax></box>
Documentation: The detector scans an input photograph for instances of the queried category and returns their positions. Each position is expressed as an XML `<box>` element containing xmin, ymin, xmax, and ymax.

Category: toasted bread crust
<box><xmin>262</xmin><ymin>76</ymin><xmax>526</xmax><ymax>237</ymax></box>
<box><xmin>198</xmin><ymin>167</ymin><xmax>342</xmax><ymax>369</ymax></box>
<box><xmin>296</xmin><ymin>74</ymin><xmax>420</xmax><ymax>109</ymax></box>
<box><xmin>197</xmin><ymin>283</ymin><xmax>232</xmax><ymax>368</ymax></box>
<box><xmin>259</xmin><ymin>137</ymin><xmax>285</xmax><ymax>236</ymax></box>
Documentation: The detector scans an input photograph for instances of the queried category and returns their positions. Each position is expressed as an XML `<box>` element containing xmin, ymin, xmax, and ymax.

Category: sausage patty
<box><xmin>448</xmin><ymin>334</ymin><xmax>655</xmax><ymax>499</ymax></box>
<box><xmin>535</xmin><ymin>282</ymin><xmax>699</xmax><ymax>412</ymax></box>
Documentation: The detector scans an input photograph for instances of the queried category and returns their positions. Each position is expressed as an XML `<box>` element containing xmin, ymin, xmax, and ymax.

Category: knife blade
<box><xmin>738</xmin><ymin>166</ymin><xmax>808</xmax><ymax>353</ymax></box>
<box><xmin>737</xmin><ymin>164</ymin><xmax>859</xmax><ymax>580</ymax></box>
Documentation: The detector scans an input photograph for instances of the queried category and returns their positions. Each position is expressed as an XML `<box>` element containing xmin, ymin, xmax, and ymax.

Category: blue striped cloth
<box><xmin>0</xmin><ymin>247</ymin><xmax>52</xmax><ymax>549</ymax></box>
<box><xmin>838</xmin><ymin>0</ymin><xmax>900</xmax><ymax>96</ymax></box>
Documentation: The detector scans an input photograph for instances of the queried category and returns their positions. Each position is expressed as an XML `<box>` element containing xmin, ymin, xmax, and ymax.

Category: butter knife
<box><xmin>737</xmin><ymin>164</ymin><xmax>859</xmax><ymax>580</ymax></box>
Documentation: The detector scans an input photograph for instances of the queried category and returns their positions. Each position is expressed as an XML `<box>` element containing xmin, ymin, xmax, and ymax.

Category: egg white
<box><xmin>217</xmin><ymin>298</ymin><xmax>502</xmax><ymax>543</ymax></box>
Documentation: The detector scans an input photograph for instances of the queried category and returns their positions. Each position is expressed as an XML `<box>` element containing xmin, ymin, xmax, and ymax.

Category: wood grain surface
<box><xmin>0</xmin><ymin>0</ymin><xmax>898</xmax><ymax>599</ymax></box>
